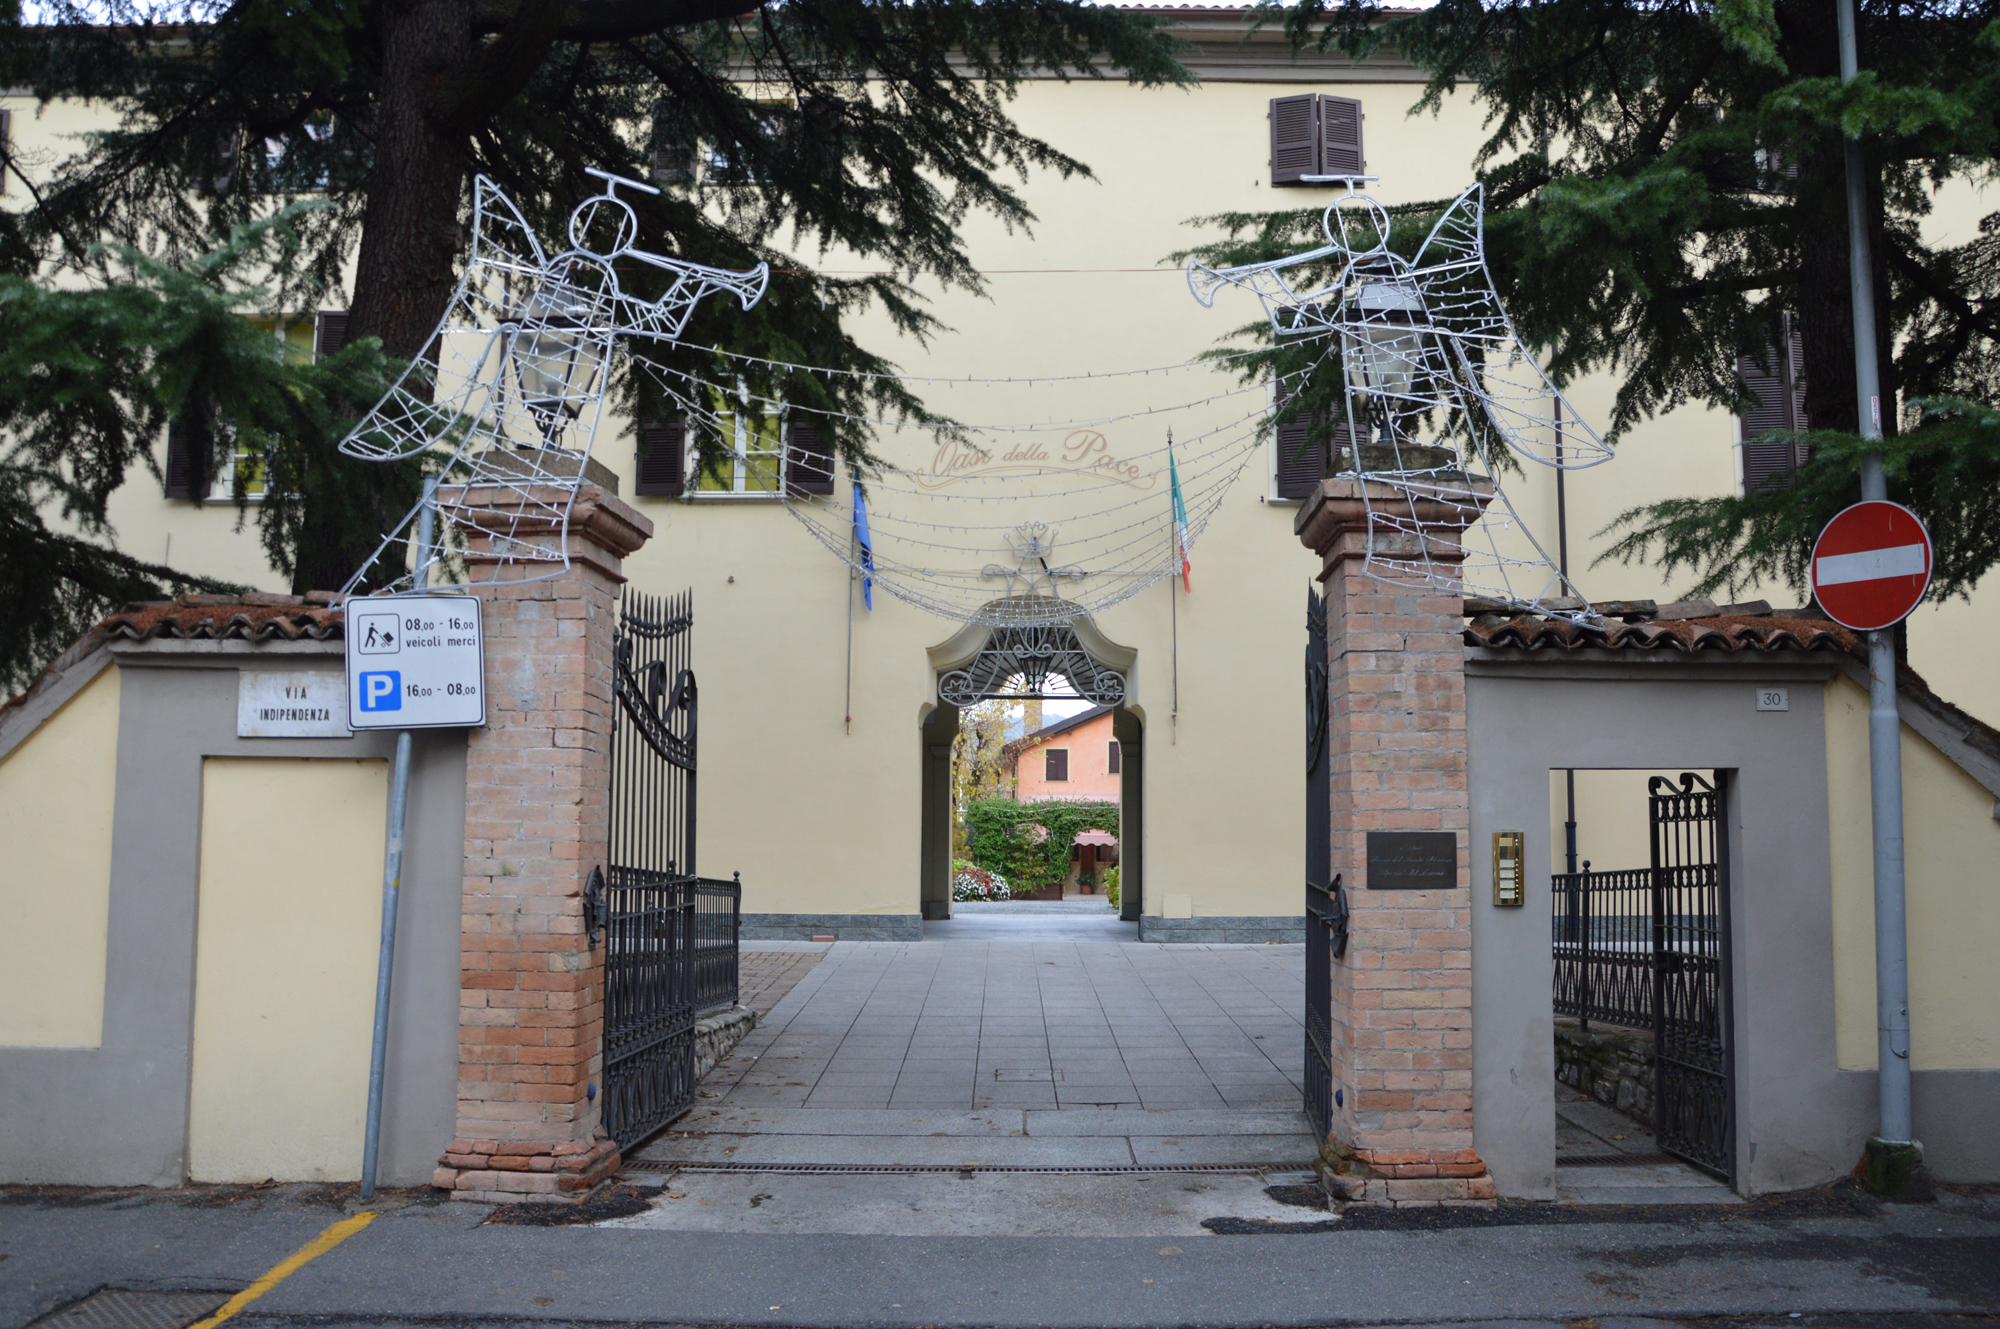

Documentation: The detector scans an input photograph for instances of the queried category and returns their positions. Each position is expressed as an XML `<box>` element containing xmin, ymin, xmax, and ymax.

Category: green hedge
<box><xmin>963</xmin><ymin>796</ymin><xmax>1119</xmax><ymax>891</ymax></box>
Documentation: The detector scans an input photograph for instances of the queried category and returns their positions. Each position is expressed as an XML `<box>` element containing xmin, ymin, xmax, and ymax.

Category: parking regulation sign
<box><xmin>344</xmin><ymin>594</ymin><xmax>486</xmax><ymax>730</ymax></box>
<box><xmin>1809</xmin><ymin>500</ymin><xmax>1934</xmax><ymax>633</ymax></box>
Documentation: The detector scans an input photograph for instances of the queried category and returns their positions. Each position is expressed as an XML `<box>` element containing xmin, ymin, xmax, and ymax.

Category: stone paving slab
<box><xmin>635</xmin><ymin>1133</ymin><xmax>1143</xmax><ymax>1168</ymax></box>
<box><xmin>678</xmin><ymin>933</ymin><xmax>1311</xmax><ymax>1170</ymax></box>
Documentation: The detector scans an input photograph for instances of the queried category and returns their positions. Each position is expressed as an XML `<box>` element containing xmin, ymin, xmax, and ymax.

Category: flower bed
<box><xmin>951</xmin><ymin>865</ymin><xmax>1012</xmax><ymax>901</ymax></box>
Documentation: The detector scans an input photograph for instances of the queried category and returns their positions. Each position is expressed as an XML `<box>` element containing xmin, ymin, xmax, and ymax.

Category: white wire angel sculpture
<box><xmin>335</xmin><ymin>169</ymin><xmax>769</xmax><ymax>598</ymax></box>
<box><xmin>1188</xmin><ymin>178</ymin><xmax>1606</xmax><ymax>620</ymax></box>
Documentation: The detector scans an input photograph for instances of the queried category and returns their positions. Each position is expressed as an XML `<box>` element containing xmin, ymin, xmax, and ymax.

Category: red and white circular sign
<box><xmin>1809</xmin><ymin>500</ymin><xmax>1934</xmax><ymax>632</ymax></box>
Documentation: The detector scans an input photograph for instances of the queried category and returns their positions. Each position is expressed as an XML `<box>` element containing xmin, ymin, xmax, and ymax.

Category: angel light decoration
<box><xmin>335</xmin><ymin>169</ymin><xmax>769</xmax><ymax>598</ymax></box>
<box><xmin>1188</xmin><ymin>178</ymin><xmax>1608</xmax><ymax>620</ymax></box>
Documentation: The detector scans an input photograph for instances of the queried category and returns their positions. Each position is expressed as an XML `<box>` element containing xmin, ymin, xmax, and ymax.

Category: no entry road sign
<box><xmin>1809</xmin><ymin>501</ymin><xmax>1934</xmax><ymax>633</ymax></box>
<box><xmin>344</xmin><ymin>594</ymin><xmax>486</xmax><ymax>729</ymax></box>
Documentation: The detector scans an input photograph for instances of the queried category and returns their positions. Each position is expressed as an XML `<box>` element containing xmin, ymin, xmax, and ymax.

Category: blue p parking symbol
<box><xmin>359</xmin><ymin>671</ymin><xmax>402</xmax><ymax>713</ymax></box>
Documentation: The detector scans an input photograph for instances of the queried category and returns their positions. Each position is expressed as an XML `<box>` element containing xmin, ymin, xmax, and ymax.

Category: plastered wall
<box><xmin>0</xmin><ymin>665</ymin><xmax>119</xmax><ymax>1048</ymax></box>
<box><xmin>1825</xmin><ymin>673</ymin><xmax>2000</xmax><ymax>1074</ymax></box>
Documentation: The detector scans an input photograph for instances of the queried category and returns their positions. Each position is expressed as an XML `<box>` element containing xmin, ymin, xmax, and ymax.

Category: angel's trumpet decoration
<box><xmin>337</xmin><ymin>169</ymin><xmax>769</xmax><ymax>597</ymax></box>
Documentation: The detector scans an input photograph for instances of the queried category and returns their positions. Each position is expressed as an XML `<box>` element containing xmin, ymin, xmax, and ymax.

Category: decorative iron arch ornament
<box><xmin>334</xmin><ymin>170</ymin><xmax>769</xmax><ymax>599</ymax></box>
<box><xmin>937</xmin><ymin>620</ymin><xmax>1128</xmax><ymax>709</ymax></box>
<box><xmin>1188</xmin><ymin>178</ymin><xmax>1606</xmax><ymax>624</ymax></box>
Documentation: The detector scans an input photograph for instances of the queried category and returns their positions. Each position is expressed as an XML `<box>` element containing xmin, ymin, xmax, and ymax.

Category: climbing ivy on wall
<box><xmin>963</xmin><ymin>797</ymin><xmax>1120</xmax><ymax>891</ymax></box>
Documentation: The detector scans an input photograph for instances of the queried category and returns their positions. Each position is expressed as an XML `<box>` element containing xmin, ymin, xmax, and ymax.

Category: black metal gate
<box><xmin>1303</xmin><ymin>585</ymin><xmax>1342</xmax><ymax>1144</ymax></box>
<box><xmin>1552</xmin><ymin>771</ymin><xmax>1734</xmax><ymax>1182</ymax></box>
<box><xmin>1648</xmin><ymin>772</ymin><xmax>1734</xmax><ymax>1180</ymax></box>
<box><xmin>598</xmin><ymin>589</ymin><xmax>706</xmax><ymax>1148</ymax></box>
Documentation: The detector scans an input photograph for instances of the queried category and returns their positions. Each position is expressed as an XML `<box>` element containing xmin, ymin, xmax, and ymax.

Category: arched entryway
<box><xmin>920</xmin><ymin>607</ymin><xmax>1143</xmax><ymax>925</ymax></box>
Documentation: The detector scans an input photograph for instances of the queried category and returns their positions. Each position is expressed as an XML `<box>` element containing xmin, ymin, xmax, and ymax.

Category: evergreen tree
<box><xmin>1</xmin><ymin>0</ymin><xmax>1187</xmax><ymax>597</ymax></box>
<box><xmin>1189</xmin><ymin>0</ymin><xmax>1999</xmax><ymax>608</ymax></box>
<box><xmin>0</xmin><ymin>212</ymin><xmax>404</xmax><ymax>691</ymax></box>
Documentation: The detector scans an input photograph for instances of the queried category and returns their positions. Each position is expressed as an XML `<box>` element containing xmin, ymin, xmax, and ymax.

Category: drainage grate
<box><xmin>31</xmin><ymin>1291</ymin><xmax>232</xmax><ymax>1329</ymax></box>
<box><xmin>624</xmin><ymin>1161</ymin><xmax>1296</xmax><ymax>1177</ymax></box>
<box><xmin>1556</xmin><ymin>1153</ymin><xmax>1678</xmax><ymax>1168</ymax></box>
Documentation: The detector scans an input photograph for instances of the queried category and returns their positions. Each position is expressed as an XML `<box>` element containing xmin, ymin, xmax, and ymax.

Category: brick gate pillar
<box><xmin>1296</xmin><ymin>478</ymin><xmax>1497</xmax><ymax>1207</ymax></box>
<box><xmin>428</xmin><ymin>482</ymin><xmax>652</xmax><ymax>1204</ymax></box>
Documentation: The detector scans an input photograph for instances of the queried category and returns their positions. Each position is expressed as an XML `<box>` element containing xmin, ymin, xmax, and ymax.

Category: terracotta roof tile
<box><xmin>1466</xmin><ymin>613</ymin><xmax>1860</xmax><ymax>656</ymax></box>
<box><xmin>94</xmin><ymin>597</ymin><xmax>345</xmax><ymax>644</ymax></box>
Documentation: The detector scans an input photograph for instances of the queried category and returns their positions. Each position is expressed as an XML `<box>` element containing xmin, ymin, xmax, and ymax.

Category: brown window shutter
<box><xmin>1273</xmin><ymin>382</ymin><xmax>1329</xmax><ymax>501</ymax></box>
<box><xmin>1045</xmin><ymin>748</ymin><xmax>1068</xmax><ymax>782</ymax></box>
<box><xmin>1107</xmin><ymin>740</ymin><xmax>1120</xmax><ymax>775</ymax></box>
<box><xmin>634</xmin><ymin>418</ymin><xmax>686</xmax><ymax>496</ymax></box>
<box><xmin>1270</xmin><ymin>94</ymin><xmax>1318</xmax><ymax>187</ymax></box>
<box><xmin>163</xmin><ymin>416</ymin><xmax>200</xmax><ymax>499</ymax></box>
<box><xmin>314</xmin><ymin>310</ymin><xmax>350</xmax><ymax>360</ymax></box>
<box><xmin>784</xmin><ymin>417</ymin><xmax>836</xmax><ymax>497</ymax></box>
<box><xmin>1737</xmin><ymin>313</ymin><xmax>1809</xmax><ymax>492</ymax></box>
<box><xmin>1319</xmin><ymin>96</ymin><xmax>1365</xmax><ymax>176</ymax></box>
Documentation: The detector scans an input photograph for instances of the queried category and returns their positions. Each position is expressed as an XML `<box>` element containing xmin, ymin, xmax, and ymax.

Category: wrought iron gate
<box><xmin>1303</xmin><ymin>586</ymin><xmax>1341</xmax><ymax>1143</ymax></box>
<box><xmin>1551</xmin><ymin>771</ymin><xmax>1734</xmax><ymax>1182</ymax></box>
<box><xmin>599</xmin><ymin>589</ymin><xmax>704</xmax><ymax>1148</ymax></box>
<box><xmin>1648</xmin><ymin>772</ymin><xmax>1734</xmax><ymax>1180</ymax></box>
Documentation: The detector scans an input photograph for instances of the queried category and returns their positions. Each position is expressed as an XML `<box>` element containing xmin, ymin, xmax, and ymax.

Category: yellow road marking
<box><xmin>188</xmin><ymin>1211</ymin><xmax>376</xmax><ymax>1329</ymax></box>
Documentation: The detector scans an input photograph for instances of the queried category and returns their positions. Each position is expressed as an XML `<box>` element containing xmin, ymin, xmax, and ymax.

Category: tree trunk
<box><xmin>293</xmin><ymin>0</ymin><xmax>472</xmax><ymax>595</ymax></box>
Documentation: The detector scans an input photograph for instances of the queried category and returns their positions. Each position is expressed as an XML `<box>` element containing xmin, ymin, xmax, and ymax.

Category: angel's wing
<box><xmin>337</xmin><ymin>177</ymin><xmax>549</xmax><ymax>463</ymax></box>
<box><xmin>1408</xmin><ymin>184</ymin><xmax>1612</xmax><ymax>469</ymax></box>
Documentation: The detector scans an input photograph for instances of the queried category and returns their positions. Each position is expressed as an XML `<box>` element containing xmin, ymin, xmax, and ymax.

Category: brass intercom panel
<box><xmin>1492</xmin><ymin>830</ymin><xmax>1525</xmax><ymax>907</ymax></box>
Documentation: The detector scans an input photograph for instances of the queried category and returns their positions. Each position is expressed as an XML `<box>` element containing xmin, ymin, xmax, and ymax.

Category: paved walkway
<box><xmin>632</xmin><ymin>930</ymin><xmax>1314</xmax><ymax>1172</ymax></box>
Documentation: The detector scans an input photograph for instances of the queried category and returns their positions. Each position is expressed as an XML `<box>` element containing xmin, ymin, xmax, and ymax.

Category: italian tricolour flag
<box><xmin>1169</xmin><ymin>438</ymin><xmax>1191</xmax><ymax>592</ymax></box>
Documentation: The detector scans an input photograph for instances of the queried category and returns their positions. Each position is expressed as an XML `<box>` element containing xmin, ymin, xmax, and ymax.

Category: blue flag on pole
<box><xmin>852</xmin><ymin>473</ymin><xmax>874</xmax><ymax>610</ymax></box>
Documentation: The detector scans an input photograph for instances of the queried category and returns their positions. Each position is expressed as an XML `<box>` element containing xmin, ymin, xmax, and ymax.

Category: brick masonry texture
<box><xmin>1296</xmin><ymin>479</ymin><xmax>1492</xmax><ymax>1205</ymax></box>
<box><xmin>431</xmin><ymin>483</ymin><xmax>653</xmax><ymax>1203</ymax></box>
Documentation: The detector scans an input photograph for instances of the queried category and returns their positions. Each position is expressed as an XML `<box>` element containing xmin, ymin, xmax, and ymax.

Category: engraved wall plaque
<box><xmin>1365</xmin><ymin>831</ymin><xmax>1458</xmax><ymax>890</ymax></box>
<box><xmin>237</xmin><ymin>670</ymin><xmax>349</xmax><ymax>738</ymax></box>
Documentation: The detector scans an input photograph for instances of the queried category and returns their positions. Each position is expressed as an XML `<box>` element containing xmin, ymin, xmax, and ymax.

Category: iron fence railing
<box><xmin>694</xmin><ymin>874</ymin><xmax>741</xmax><ymax>1014</ymax></box>
<box><xmin>1551</xmin><ymin>867</ymin><xmax>1654</xmax><ymax>1030</ymax></box>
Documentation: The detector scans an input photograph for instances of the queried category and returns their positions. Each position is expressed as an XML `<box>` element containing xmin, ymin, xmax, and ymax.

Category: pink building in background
<box><xmin>1008</xmin><ymin>707</ymin><xmax>1122</xmax><ymax>803</ymax></box>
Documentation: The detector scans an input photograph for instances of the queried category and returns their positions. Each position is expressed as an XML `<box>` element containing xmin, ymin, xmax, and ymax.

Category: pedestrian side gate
<box><xmin>596</xmin><ymin>590</ymin><xmax>741</xmax><ymax>1150</ymax></box>
<box><xmin>1552</xmin><ymin>771</ymin><xmax>1735</xmax><ymax>1181</ymax></box>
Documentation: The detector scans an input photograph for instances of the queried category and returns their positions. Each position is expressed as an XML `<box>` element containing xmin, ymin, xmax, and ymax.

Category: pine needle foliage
<box><xmin>2</xmin><ymin>0</ymin><xmax>1191</xmax><ymax>591</ymax></box>
<box><xmin>0</xmin><ymin>209</ymin><xmax>403</xmax><ymax>692</ymax></box>
<box><xmin>1187</xmin><ymin>0</ymin><xmax>2000</xmax><ymax>602</ymax></box>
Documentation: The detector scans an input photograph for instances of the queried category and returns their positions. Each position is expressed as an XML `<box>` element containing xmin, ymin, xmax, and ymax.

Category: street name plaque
<box><xmin>1365</xmin><ymin>831</ymin><xmax>1458</xmax><ymax>890</ymax></box>
<box><xmin>343</xmin><ymin>594</ymin><xmax>486</xmax><ymax>730</ymax></box>
<box><xmin>237</xmin><ymin>670</ymin><xmax>349</xmax><ymax>737</ymax></box>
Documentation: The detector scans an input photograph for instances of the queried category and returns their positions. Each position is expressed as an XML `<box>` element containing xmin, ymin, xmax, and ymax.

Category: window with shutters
<box><xmin>1107</xmin><ymin>740</ymin><xmax>1120</xmax><ymax>775</ymax></box>
<box><xmin>1269</xmin><ymin>94</ymin><xmax>1365</xmax><ymax>187</ymax></box>
<box><xmin>704</xmin><ymin>103</ymin><xmax>790</xmax><ymax>186</ymax></box>
<box><xmin>651</xmin><ymin>104</ymin><xmax>697</xmax><ymax>186</ymax></box>
<box><xmin>635</xmin><ymin>418</ymin><xmax>686</xmax><ymax>497</ymax></box>
<box><xmin>695</xmin><ymin>381</ymin><xmax>783</xmax><ymax>494</ymax></box>
<box><xmin>1736</xmin><ymin>313</ymin><xmax>1811</xmax><ymax>494</ymax></box>
<box><xmin>784</xmin><ymin>416</ymin><xmax>835</xmax><ymax>498</ymax></box>
<box><xmin>194</xmin><ymin>315</ymin><xmax>321</xmax><ymax>500</ymax></box>
<box><xmin>1271</xmin><ymin>381</ymin><xmax>1353</xmax><ymax>502</ymax></box>
<box><xmin>1045</xmin><ymin>748</ymin><xmax>1069</xmax><ymax>783</ymax></box>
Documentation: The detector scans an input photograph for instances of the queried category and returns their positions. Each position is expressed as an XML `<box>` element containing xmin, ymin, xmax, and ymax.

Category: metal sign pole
<box><xmin>360</xmin><ymin>480</ymin><xmax>436</xmax><ymax>1202</ymax></box>
<box><xmin>1837</xmin><ymin>0</ymin><xmax>1926</xmax><ymax>1198</ymax></box>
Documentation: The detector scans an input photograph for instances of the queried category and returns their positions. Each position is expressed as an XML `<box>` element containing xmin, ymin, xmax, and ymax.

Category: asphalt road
<box><xmin>3</xmin><ymin>1180</ymin><xmax>1996</xmax><ymax>1329</ymax></box>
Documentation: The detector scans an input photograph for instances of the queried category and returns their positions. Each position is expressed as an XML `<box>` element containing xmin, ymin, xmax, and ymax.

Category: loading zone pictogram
<box><xmin>344</xmin><ymin>594</ymin><xmax>486</xmax><ymax>730</ymax></box>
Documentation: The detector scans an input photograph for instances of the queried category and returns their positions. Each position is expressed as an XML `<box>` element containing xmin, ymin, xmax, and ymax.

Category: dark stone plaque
<box><xmin>1365</xmin><ymin>831</ymin><xmax>1458</xmax><ymax>890</ymax></box>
